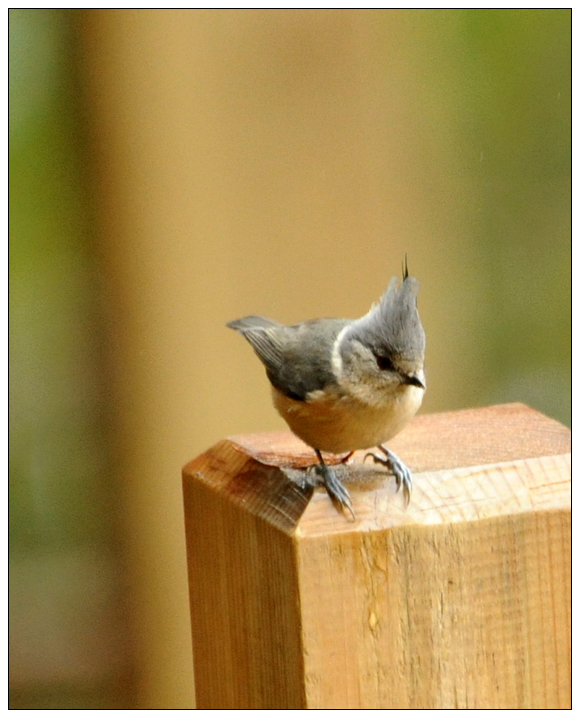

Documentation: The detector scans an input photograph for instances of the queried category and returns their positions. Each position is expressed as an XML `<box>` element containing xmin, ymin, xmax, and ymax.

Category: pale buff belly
<box><xmin>272</xmin><ymin>385</ymin><xmax>424</xmax><ymax>455</ymax></box>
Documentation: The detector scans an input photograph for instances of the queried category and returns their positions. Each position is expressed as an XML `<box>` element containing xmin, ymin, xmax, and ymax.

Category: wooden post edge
<box><xmin>182</xmin><ymin>403</ymin><xmax>571</xmax><ymax>708</ymax></box>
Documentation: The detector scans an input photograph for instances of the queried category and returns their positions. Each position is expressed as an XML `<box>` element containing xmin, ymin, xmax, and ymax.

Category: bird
<box><xmin>227</xmin><ymin>262</ymin><xmax>425</xmax><ymax>518</ymax></box>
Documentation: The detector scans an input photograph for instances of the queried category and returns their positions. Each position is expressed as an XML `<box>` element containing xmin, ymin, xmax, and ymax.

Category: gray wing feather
<box><xmin>227</xmin><ymin>315</ymin><xmax>281</xmax><ymax>331</ymax></box>
<box><xmin>227</xmin><ymin>315</ymin><xmax>286</xmax><ymax>377</ymax></box>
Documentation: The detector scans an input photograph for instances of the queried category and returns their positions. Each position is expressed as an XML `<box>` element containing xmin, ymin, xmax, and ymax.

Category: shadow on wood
<box><xmin>182</xmin><ymin>403</ymin><xmax>571</xmax><ymax>708</ymax></box>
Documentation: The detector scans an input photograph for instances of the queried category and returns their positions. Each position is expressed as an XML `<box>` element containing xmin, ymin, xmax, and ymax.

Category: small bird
<box><xmin>227</xmin><ymin>262</ymin><xmax>426</xmax><ymax>518</ymax></box>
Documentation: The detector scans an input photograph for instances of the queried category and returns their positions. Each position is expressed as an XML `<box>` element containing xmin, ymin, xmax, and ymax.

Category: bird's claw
<box><xmin>315</xmin><ymin>451</ymin><xmax>356</xmax><ymax>520</ymax></box>
<box><xmin>364</xmin><ymin>445</ymin><xmax>413</xmax><ymax>505</ymax></box>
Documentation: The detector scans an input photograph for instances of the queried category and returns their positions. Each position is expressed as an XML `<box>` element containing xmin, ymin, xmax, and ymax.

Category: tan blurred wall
<box><xmin>79</xmin><ymin>9</ymin><xmax>569</xmax><ymax>708</ymax></box>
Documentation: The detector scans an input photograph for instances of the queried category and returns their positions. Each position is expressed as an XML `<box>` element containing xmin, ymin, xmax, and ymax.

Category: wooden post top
<box><xmin>183</xmin><ymin>403</ymin><xmax>570</xmax><ymax>537</ymax></box>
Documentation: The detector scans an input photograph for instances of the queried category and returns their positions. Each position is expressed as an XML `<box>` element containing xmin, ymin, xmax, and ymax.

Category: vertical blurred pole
<box><xmin>79</xmin><ymin>14</ymin><xmax>195</xmax><ymax>706</ymax></box>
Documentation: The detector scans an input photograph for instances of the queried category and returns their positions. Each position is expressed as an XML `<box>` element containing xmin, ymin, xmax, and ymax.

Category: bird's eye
<box><xmin>375</xmin><ymin>354</ymin><xmax>395</xmax><ymax>372</ymax></box>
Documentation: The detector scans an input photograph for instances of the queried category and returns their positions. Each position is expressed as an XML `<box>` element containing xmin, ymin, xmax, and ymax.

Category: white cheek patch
<box><xmin>331</xmin><ymin>324</ymin><xmax>350</xmax><ymax>380</ymax></box>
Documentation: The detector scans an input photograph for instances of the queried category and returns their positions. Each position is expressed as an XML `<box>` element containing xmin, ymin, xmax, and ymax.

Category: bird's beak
<box><xmin>404</xmin><ymin>372</ymin><xmax>426</xmax><ymax>390</ymax></box>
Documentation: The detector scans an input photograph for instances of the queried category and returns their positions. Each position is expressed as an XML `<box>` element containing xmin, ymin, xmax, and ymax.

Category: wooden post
<box><xmin>182</xmin><ymin>403</ymin><xmax>570</xmax><ymax>709</ymax></box>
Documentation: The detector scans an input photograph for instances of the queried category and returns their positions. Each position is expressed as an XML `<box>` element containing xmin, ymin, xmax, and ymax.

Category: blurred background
<box><xmin>9</xmin><ymin>8</ymin><xmax>570</xmax><ymax>709</ymax></box>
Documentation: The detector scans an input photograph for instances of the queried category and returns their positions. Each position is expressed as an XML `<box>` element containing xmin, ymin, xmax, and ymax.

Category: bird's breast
<box><xmin>271</xmin><ymin>384</ymin><xmax>423</xmax><ymax>454</ymax></box>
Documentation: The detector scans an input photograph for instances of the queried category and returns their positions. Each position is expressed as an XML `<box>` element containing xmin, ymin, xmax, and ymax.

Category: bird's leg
<box><xmin>364</xmin><ymin>445</ymin><xmax>413</xmax><ymax>505</ymax></box>
<box><xmin>314</xmin><ymin>449</ymin><xmax>355</xmax><ymax>520</ymax></box>
<box><xmin>339</xmin><ymin>451</ymin><xmax>355</xmax><ymax>464</ymax></box>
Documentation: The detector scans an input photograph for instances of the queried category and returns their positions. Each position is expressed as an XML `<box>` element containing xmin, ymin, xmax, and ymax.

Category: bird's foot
<box><xmin>364</xmin><ymin>445</ymin><xmax>412</xmax><ymax>505</ymax></box>
<box><xmin>315</xmin><ymin>450</ymin><xmax>355</xmax><ymax>520</ymax></box>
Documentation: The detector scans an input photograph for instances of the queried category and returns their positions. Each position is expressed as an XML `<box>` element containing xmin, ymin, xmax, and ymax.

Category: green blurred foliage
<box><xmin>463</xmin><ymin>9</ymin><xmax>571</xmax><ymax>423</ymax></box>
<box><xmin>9</xmin><ymin>9</ymin><xmax>134</xmax><ymax>708</ymax></box>
<box><xmin>9</xmin><ymin>9</ymin><xmax>110</xmax><ymax>549</ymax></box>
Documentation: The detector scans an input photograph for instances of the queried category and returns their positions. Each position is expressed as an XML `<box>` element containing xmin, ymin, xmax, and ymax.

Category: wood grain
<box><xmin>182</xmin><ymin>403</ymin><xmax>570</xmax><ymax>708</ymax></box>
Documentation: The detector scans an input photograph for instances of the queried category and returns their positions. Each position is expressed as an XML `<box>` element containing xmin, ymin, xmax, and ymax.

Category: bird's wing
<box><xmin>228</xmin><ymin>315</ymin><xmax>347</xmax><ymax>401</ymax></box>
